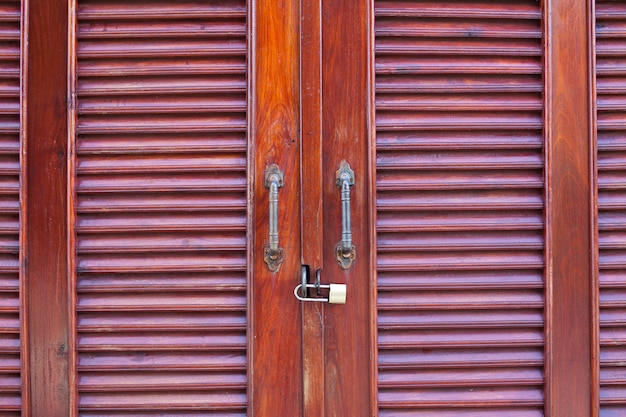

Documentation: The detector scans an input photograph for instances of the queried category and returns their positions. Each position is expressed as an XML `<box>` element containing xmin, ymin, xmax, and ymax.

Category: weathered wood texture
<box><xmin>251</xmin><ymin>0</ymin><xmax>303</xmax><ymax>415</ymax></box>
<box><xmin>0</xmin><ymin>0</ymin><xmax>20</xmax><ymax>415</ymax></box>
<box><xmin>596</xmin><ymin>1</ymin><xmax>626</xmax><ymax>414</ymax></box>
<box><xmin>374</xmin><ymin>1</ymin><xmax>545</xmax><ymax>414</ymax></box>
<box><xmin>24</xmin><ymin>0</ymin><xmax>71</xmax><ymax>414</ymax></box>
<box><xmin>546</xmin><ymin>0</ymin><xmax>595</xmax><ymax>415</ymax></box>
<box><xmin>321</xmin><ymin>0</ymin><xmax>373</xmax><ymax>416</ymax></box>
<box><xmin>72</xmin><ymin>0</ymin><xmax>248</xmax><ymax>413</ymax></box>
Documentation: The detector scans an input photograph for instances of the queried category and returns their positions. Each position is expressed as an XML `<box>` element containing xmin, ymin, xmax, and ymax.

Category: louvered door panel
<box><xmin>375</xmin><ymin>1</ymin><xmax>545</xmax><ymax>415</ymax></box>
<box><xmin>73</xmin><ymin>1</ymin><xmax>247</xmax><ymax>415</ymax></box>
<box><xmin>597</xmin><ymin>1</ymin><xmax>626</xmax><ymax>414</ymax></box>
<box><xmin>0</xmin><ymin>1</ymin><xmax>20</xmax><ymax>415</ymax></box>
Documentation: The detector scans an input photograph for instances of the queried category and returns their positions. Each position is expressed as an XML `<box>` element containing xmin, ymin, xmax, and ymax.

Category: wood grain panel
<box><xmin>545</xmin><ymin>0</ymin><xmax>595</xmax><ymax>415</ymax></box>
<box><xmin>24</xmin><ymin>0</ymin><xmax>71</xmax><ymax>414</ymax></box>
<box><xmin>72</xmin><ymin>1</ymin><xmax>247</xmax><ymax>414</ymax></box>
<box><xmin>250</xmin><ymin>0</ymin><xmax>303</xmax><ymax>414</ymax></box>
<box><xmin>597</xmin><ymin>1</ymin><xmax>626</xmax><ymax>414</ymax></box>
<box><xmin>320</xmin><ymin>0</ymin><xmax>373</xmax><ymax>415</ymax></box>
<box><xmin>0</xmin><ymin>1</ymin><xmax>20</xmax><ymax>415</ymax></box>
<box><xmin>300</xmin><ymin>0</ymin><xmax>324</xmax><ymax>415</ymax></box>
<box><xmin>375</xmin><ymin>1</ymin><xmax>545</xmax><ymax>414</ymax></box>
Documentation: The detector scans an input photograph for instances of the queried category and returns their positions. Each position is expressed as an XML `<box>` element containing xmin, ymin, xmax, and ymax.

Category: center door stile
<box><xmin>299</xmin><ymin>0</ymin><xmax>375</xmax><ymax>414</ymax></box>
<box><xmin>300</xmin><ymin>0</ymin><xmax>326</xmax><ymax>415</ymax></box>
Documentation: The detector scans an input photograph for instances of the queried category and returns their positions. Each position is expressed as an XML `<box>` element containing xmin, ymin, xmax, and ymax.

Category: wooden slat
<box><xmin>1</xmin><ymin>1</ymin><xmax>20</xmax><ymax>414</ymax></box>
<box><xmin>597</xmin><ymin>1</ymin><xmax>626</xmax><ymax>414</ymax></box>
<box><xmin>374</xmin><ymin>1</ymin><xmax>545</xmax><ymax>414</ymax></box>
<box><xmin>73</xmin><ymin>1</ymin><xmax>247</xmax><ymax>414</ymax></box>
<box><xmin>0</xmin><ymin>11</ymin><xmax>19</xmax><ymax>411</ymax></box>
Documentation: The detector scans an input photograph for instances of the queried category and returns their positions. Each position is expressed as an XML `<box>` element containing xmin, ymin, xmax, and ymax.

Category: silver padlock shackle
<box><xmin>294</xmin><ymin>284</ymin><xmax>331</xmax><ymax>302</ymax></box>
<box><xmin>294</xmin><ymin>283</ymin><xmax>347</xmax><ymax>304</ymax></box>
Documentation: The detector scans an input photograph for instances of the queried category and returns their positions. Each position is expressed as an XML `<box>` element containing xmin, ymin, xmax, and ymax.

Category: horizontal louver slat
<box><xmin>74</xmin><ymin>1</ymin><xmax>247</xmax><ymax>414</ymax></box>
<box><xmin>375</xmin><ymin>1</ymin><xmax>544</xmax><ymax>414</ymax></box>
<box><xmin>597</xmin><ymin>1</ymin><xmax>626</xmax><ymax>413</ymax></box>
<box><xmin>0</xmin><ymin>1</ymin><xmax>19</xmax><ymax>415</ymax></box>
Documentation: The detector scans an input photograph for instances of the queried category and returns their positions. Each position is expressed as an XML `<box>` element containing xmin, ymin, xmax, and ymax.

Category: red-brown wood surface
<box><xmin>596</xmin><ymin>1</ymin><xmax>626</xmax><ymax>414</ymax></box>
<box><xmin>546</xmin><ymin>0</ymin><xmax>595</xmax><ymax>415</ymax></box>
<box><xmin>374</xmin><ymin>1</ymin><xmax>546</xmax><ymax>415</ymax></box>
<box><xmin>300</xmin><ymin>0</ymin><xmax>325</xmax><ymax>415</ymax></box>
<box><xmin>71</xmin><ymin>0</ymin><xmax>248</xmax><ymax>414</ymax></box>
<box><xmin>321</xmin><ymin>0</ymin><xmax>372</xmax><ymax>415</ymax></box>
<box><xmin>0</xmin><ymin>1</ymin><xmax>21</xmax><ymax>415</ymax></box>
<box><xmin>13</xmin><ymin>0</ymin><xmax>609</xmax><ymax>414</ymax></box>
<box><xmin>24</xmin><ymin>0</ymin><xmax>70</xmax><ymax>415</ymax></box>
<box><xmin>251</xmin><ymin>0</ymin><xmax>302</xmax><ymax>415</ymax></box>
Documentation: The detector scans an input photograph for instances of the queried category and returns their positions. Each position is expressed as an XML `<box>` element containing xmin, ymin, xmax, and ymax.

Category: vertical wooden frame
<box><xmin>589</xmin><ymin>0</ymin><xmax>600</xmax><ymax>414</ymax></box>
<box><xmin>320</xmin><ymin>0</ymin><xmax>372</xmax><ymax>415</ymax></box>
<box><xmin>67</xmin><ymin>0</ymin><xmax>77</xmax><ymax>414</ymax></box>
<box><xmin>250</xmin><ymin>0</ymin><xmax>303</xmax><ymax>415</ymax></box>
<box><xmin>246</xmin><ymin>0</ymin><xmax>255</xmax><ymax>415</ymax></box>
<box><xmin>23</xmin><ymin>0</ymin><xmax>71</xmax><ymax>414</ymax></box>
<box><xmin>543</xmin><ymin>0</ymin><xmax>553</xmax><ymax>412</ymax></box>
<box><xmin>367</xmin><ymin>0</ymin><xmax>378</xmax><ymax>412</ymax></box>
<box><xmin>300</xmin><ymin>1</ymin><xmax>376</xmax><ymax>414</ymax></box>
<box><xmin>545</xmin><ymin>0</ymin><xmax>596</xmax><ymax>415</ymax></box>
<box><xmin>18</xmin><ymin>0</ymin><xmax>29</xmax><ymax>413</ymax></box>
<box><xmin>300</xmin><ymin>0</ymin><xmax>325</xmax><ymax>415</ymax></box>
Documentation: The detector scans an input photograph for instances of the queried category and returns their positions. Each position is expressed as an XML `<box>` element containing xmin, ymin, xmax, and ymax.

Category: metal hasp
<box><xmin>335</xmin><ymin>160</ymin><xmax>356</xmax><ymax>269</ymax></box>
<box><xmin>294</xmin><ymin>266</ymin><xmax>347</xmax><ymax>304</ymax></box>
<box><xmin>263</xmin><ymin>164</ymin><xmax>284</xmax><ymax>272</ymax></box>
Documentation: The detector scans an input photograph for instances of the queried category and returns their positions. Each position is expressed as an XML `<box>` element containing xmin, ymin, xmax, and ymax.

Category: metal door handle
<box><xmin>335</xmin><ymin>160</ymin><xmax>356</xmax><ymax>269</ymax></box>
<box><xmin>264</xmin><ymin>164</ymin><xmax>284</xmax><ymax>272</ymax></box>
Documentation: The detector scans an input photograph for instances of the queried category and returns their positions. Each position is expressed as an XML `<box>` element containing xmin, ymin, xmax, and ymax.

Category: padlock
<box><xmin>328</xmin><ymin>283</ymin><xmax>347</xmax><ymax>304</ymax></box>
<box><xmin>294</xmin><ymin>283</ymin><xmax>347</xmax><ymax>304</ymax></box>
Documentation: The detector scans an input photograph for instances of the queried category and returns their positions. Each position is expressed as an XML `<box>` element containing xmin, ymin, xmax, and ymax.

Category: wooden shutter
<box><xmin>0</xmin><ymin>1</ymin><xmax>20</xmax><ymax>415</ymax></box>
<box><xmin>374</xmin><ymin>1</ymin><xmax>545</xmax><ymax>415</ymax></box>
<box><xmin>72</xmin><ymin>0</ymin><xmax>248</xmax><ymax>414</ymax></box>
<box><xmin>597</xmin><ymin>1</ymin><xmax>626</xmax><ymax>413</ymax></box>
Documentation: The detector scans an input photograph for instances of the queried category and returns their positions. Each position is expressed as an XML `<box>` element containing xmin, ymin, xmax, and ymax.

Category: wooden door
<box><xmin>21</xmin><ymin>0</ymin><xmax>305</xmax><ymax>415</ymax></box>
<box><xmin>11</xmin><ymin>0</ymin><xmax>626</xmax><ymax>416</ymax></box>
<box><xmin>298</xmin><ymin>1</ymin><xmax>594</xmax><ymax>417</ymax></box>
<box><xmin>312</xmin><ymin>0</ymin><xmax>597</xmax><ymax>416</ymax></box>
